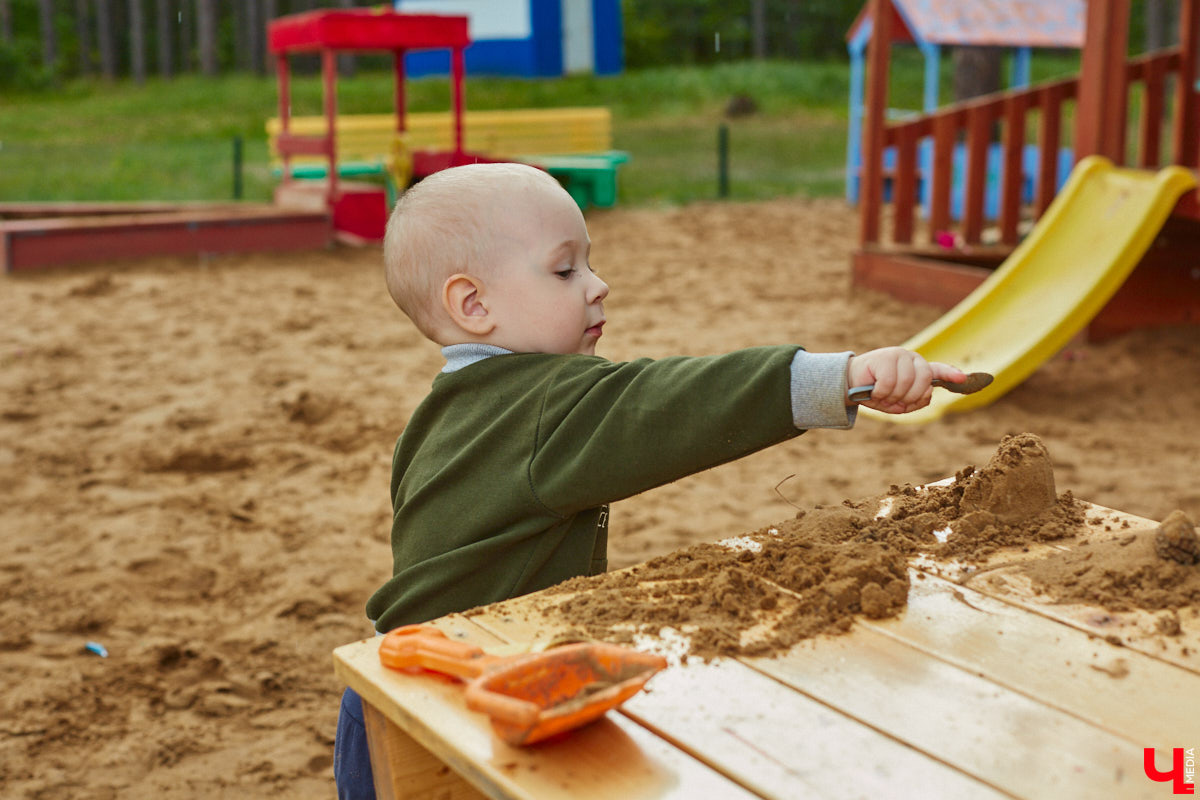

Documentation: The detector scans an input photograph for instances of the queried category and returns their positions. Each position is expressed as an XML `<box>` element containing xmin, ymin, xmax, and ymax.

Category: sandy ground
<box><xmin>2</xmin><ymin>197</ymin><xmax>1197</xmax><ymax>798</ymax></box>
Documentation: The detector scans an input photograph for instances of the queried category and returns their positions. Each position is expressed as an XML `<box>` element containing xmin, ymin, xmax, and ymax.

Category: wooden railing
<box><xmin>865</xmin><ymin>47</ymin><xmax>1192</xmax><ymax>249</ymax></box>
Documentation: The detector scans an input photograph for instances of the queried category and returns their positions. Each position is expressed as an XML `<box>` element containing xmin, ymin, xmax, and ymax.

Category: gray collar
<box><xmin>441</xmin><ymin>343</ymin><xmax>513</xmax><ymax>373</ymax></box>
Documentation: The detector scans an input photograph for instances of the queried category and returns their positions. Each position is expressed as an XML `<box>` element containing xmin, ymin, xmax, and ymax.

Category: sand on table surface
<box><xmin>2</xmin><ymin>197</ymin><xmax>1198</xmax><ymax>797</ymax></box>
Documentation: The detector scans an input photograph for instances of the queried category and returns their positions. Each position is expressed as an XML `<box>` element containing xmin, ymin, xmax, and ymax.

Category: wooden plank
<box><xmin>465</xmin><ymin>606</ymin><xmax>1007</xmax><ymax>800</ymax></box>
<box><xmin>624</xmin><ymin>659</ymin><xmax>1007</xmax><ymax>800</ymax></box>
<box><xmin>276</xmin><ymin>132</ymin><xmax>333</xmax><ymax>157</ymax></box>
<box><xmin>1075</xmin><ymin>0</ymin><xmax>1131</xmax><ymax>163</ymax></box>
<box><xmin>999</xmin><ymin>94</ymin><xmax>1027</xmax><ymax>245</ymax></box>
<box><xmin>966</xmin><ymin>565</ymin><xmax>1200</xmax><ymax>675</ymax></box>
<box><xmin>929</xmin><ymin>113</ymin><xmax>957</xmax><ymax>238</ymax></box>
<box><xmin>962</xmin><ymin>107</ymin><xmax>990</xmax><ymax>245</ymax></box>
<box><xmin>892</xmin><ymin>126</ymin><xmax>918</xmax><ymax>245</ymax></box>
<box><xmin>1173</xmin><ymin>0</ymin><xmax>1200</xmax><ymax>167</ymax></box>
<box><xmin>861</xmin><ymin>570</ymin><xmax>1200</xmax><ymax>747</ymax></box>
<box><xmin>745</xmin><ymin>627</ymin><xmax>1156</xmax><ymax>799</ymax></box>
<box><xmin>1174</xmin><ymin>189</ymin><xmax>1200</xmax><ymax>221</ymax></box>
<box><xmin>1087</xmin><ymin>221</ymin><xmax>1200</xmax><ymax>338</ymax></box>
<box><xmin>850</xmin><ymin>241</ymin><xmax>1198</xmax><ymax>343</ymax></box>
<box><xmin>1</xmin><ymin>209</ymin><xmax>331</xmax><ymax>273</ymax></box>
<box><xmin>0</xmin><ymin>201</ymin><xmax>245</xmax><ymax>218</ymax></box>
<box><xmin>1035</xmin><ymin>86</ymin><xmax>1063</xmax><ymax>217</ymax></box>
<box><xmin>851</xmin><ymin>249</ymin><xmax>988</xmax><ymax>310</ymax></box>
<box><xmin>1137</xmin><ymin>55</ymin><xmax>1165</xmax><ymax>168</ymax></box>
<box><xmin>267</xmin><ymin>108</ymin><xmax>614</xmax><ymax>162</ymax></box>
<box><xmin>960</xmin><ymin>518</ymin><xmax>1200</xmax><ymax>671</ymax></box>
<box><xmin>362</xmin><ymin>700</ymin><xmax>488</xmax><ymax>800</ymax></box>
<box><xmin>902</xmin><ymin>501</ymin><xmax>1154</xmax><ymax>585</ymax></box>
<box><xmin>859</xmin><ymin>0</ymin><xmax>892</xmax><ymax>245</ymax></box>
<box><xmin>334</xmin><ymin>631</ymin><xmax>765</xmax><ymax>800</ymax></box>
<box><xmin>0</xmin><ymin>205</ymin><xmax>319</xmax><ymax>231</ymax></box>
<box><xmin>881</xmin><ymin>501</ymin><xmax>1200</xmax><ymax>674</ymax></box>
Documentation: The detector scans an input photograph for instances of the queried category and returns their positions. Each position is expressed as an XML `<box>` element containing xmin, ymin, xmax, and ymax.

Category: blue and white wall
<box><xmin>393</xmin><ymin>0</ymin><xmax>623</xmax><ymax>77</ymax></box>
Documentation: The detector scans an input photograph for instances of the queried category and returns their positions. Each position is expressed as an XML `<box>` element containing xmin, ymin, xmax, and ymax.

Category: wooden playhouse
<box><xmin>852</xmin><ymin>0</ymin><xmax>1199</xmax><ymax>340</ymax></box>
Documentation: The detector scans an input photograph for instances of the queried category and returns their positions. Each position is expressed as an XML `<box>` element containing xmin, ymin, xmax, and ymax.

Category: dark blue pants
<box><xmin>334</xmin><ymin>687</ymin><xmax>376</xmax><ymax>799</ymax></box>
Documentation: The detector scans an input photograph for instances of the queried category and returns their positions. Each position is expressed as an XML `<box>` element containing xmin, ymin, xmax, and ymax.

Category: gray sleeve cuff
<box><xmin>790</xmin><ymin>350</ymin><xmax>857</xmax><ymax>430</ymax></box>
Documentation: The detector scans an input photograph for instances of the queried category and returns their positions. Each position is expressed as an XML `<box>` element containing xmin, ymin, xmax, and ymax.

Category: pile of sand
<box><xmin>534</xmin><ymin>434</ymin><xmax>1197</xmax><ymax>660</ymax></box>
<box><xmin>1015</xmin><ymin>511</ymin><xmax>1200</xmax><ymax>618</ymax></box>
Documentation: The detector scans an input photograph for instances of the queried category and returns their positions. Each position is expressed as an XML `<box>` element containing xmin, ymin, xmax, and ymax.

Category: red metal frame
<box><xmin>267</xmin><ymin>10</ymin><xmax>469</xmax><ymax>52</ymax></box>
<box><xmin>268</xmin><ymin>10</ymin><xmax>469</xmax><ymax>201</ymax></box>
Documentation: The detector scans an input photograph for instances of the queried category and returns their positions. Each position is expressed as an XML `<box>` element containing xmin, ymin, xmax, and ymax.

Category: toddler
<box><xmin>334</xmin><ymin>162</ymin><xmax>964</xmax><ymax>798</ymax></box>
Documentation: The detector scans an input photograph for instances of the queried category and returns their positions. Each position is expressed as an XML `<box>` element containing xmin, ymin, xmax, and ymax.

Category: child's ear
<box><xmin>442</xmin><ymin>274</ymin><xmax>496</xmax><ymax>336</ymax></box>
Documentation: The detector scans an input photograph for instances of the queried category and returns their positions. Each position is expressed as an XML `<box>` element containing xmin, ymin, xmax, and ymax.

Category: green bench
<box><xmin>526</xmin><ymin>151</ymin><xmax>630</xmax><ymax>210</ymax></box>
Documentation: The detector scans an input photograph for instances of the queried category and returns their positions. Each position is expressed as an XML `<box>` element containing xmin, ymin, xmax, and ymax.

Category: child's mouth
<box><xmin>586</xmin><ymin>322</ymin><xmax>605</xmax><ymax>338</ymax></box>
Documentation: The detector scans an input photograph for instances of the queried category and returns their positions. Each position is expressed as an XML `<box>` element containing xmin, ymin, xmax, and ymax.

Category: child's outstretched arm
<box><xmin>847</xmin><ymin>347</ymin><xmax>966</xmax><ymax>415</ymax></box>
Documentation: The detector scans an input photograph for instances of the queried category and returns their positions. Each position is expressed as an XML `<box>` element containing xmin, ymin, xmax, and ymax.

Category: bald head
<box><xmin>383</xmin><ymin>162</ymin><xmax>568</xmax><ymax>342</ymax></box>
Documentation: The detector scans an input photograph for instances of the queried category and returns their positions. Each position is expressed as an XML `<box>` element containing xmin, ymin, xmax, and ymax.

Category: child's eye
<box><xmin>554</xmin><ymin>267</ymin><xmax>576</xmax><ymax>279</ymax></box>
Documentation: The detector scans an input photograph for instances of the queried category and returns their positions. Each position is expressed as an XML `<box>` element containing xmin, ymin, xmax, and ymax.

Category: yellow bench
<box><xmin>266</xmin><ymin>107</ymin><xmax>628</xmax><ymax>208</ymax></box>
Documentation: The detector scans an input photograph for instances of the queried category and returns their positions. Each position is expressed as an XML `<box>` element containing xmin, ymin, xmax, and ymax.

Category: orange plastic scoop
<box><xmin>378</xmin><ymin>625</ymin><xmax>668</xmax><ymax>746</ymax></box>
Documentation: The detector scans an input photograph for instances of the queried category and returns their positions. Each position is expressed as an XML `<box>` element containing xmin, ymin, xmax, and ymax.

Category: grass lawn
<box><xmin>0</xmin><ymin>54</ymin><xmax>1081</xmax><ymax>207</ymax></box>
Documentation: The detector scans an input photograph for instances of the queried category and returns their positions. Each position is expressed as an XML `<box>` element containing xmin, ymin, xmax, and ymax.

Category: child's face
<box><xmin>484</xmin><ymin>180</ymin><xmax>609</xmax><ymax>355</ymax></box>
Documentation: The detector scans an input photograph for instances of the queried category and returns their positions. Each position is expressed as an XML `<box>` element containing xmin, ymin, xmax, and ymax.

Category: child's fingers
<box><xmin>900</xmin><ymin>357</ymin><xmax>934</xmax><ymax>407</ymax></box>
<box><xmin>868</xmin><ymin>390</ymin><xmax>931</xmax><ymax>414</ymax></box>
<box><xmin>868</xmin><ymin>363</ymin><xmax>897</xmax><ymax>402</ymax></box>
<box><xmin>866</xmin><ymin>354</ymin><xmax>936</xmax><ymax>413</ymax></box>
<box><xmin>929</xmin><ymin>361</ymin><xmax>968</xmax><ymax>384</ymax></box>
<box><xmin>888</xmin><ymin>355</ymin><xmax>915</xmax><ymax>405</ymax></box>
<box><xmin>851</xmin><ymin>349</ymin><xmax>962</xmax><ymax>413</ymax></box>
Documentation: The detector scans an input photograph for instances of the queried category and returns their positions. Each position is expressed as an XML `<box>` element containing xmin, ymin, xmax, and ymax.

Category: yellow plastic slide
<box><xmin>863</xmin><ymin>156</ymin><xmax>1197</xmax><ymax>424</ymax></box>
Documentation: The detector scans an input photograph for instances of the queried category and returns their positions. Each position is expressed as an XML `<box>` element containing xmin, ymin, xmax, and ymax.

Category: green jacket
<box><xmin>366</xmin><ymin>345</ymin><xmax>841</xmax><ymax>632</ymax></box>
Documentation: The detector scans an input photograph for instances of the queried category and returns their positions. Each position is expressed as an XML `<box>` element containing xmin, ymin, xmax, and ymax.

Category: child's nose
<box><xmin>588</xmin><ymin>273</ymin><xmax>609</xmax><ymax>303</ymax></box>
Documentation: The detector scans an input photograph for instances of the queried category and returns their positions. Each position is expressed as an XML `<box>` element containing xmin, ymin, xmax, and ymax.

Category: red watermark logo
<box><xmin>1145</xmin><ymin>748</ymin><xmax>1196</xmax><ymax>795</ymax></box>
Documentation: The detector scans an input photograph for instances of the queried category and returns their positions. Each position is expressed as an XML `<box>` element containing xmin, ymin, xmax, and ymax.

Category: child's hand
<box><xmin>847</xmin><ymin>347</ymin><xmax>966</xmax><ymax>414</ymax></box>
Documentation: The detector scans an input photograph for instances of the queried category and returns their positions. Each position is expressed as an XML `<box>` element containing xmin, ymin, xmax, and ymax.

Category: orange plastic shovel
<box><xmin>378</xmin><ymin>625</ymin><xmax>668</xmax><ymax>746</ymax></box>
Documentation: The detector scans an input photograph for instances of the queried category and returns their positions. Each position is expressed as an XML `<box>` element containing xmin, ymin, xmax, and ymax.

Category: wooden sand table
<box><xmin>335</xmin><ymin>433</ymin><xmax>1200</xmax><ymax>799</ymax></box>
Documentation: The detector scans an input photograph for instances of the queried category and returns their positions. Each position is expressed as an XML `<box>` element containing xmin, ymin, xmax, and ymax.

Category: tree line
<box><xmin>0</xmin><ymin>0</ymin><xmax>1179</xmax><ymax>90</ymax></box>
<box><xmin>622</xmin><ymin>0</ymin><xmax>864</xmax><ymax>67</ymax></box>
<box><xmin>1</xmin><ymin>0</ymin><xmax>871</xmax><ymax>88</ymax></box>
<box><xmin>0</xmin><ymin>0</ymin><xmax>363</xmax><ymax>88</ymax></box>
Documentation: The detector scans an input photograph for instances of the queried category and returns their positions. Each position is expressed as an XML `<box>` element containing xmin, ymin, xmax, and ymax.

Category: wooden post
<box><xmin>860</xmin><ymin>0</ymin><xmax>892</xmax><ymax>245</ymax></box>
<box><xmin>962</xmin><ymin>106</ymin><xmax>990</xmax><ymax>245</ymax></box>
<box><xmin>929</xmin><ymin>113</ymin><xmax>956</xmax><ymax>237</ymax></box>
<box><xmin>1075</xmin><ymin>0</ymin><xmax>1131</xmax><ymax>162</ymax></box>
<box><xmin>393</xmin><ymin>49</ymin><xmax>407</xmax><ymax>134</ymax></box>
<box><xmin>277</xmin><ymin>53</ymin><xmax>291</xmax><ymax>182</ymax></box>
<box><xmin>451</xmin><ymin>46</ymin><xmax>466</xmax><ymax>158</ymax></box>
<box><xmin>323</xmin><ymin>48</ymin><xmax>339</xmax><ymax>204</ymax></box>
<box><xmin>1035</xmin><ymin>86</ymin><xmax>1064</xmax><ymax>216</ymax></box>
<box><xmin>1000</xmin><ymin>94</ymin><xmax>1027</xmax><ymax>244</ymax></box>
<box><xmin>893</xmin><ymin>125</ymin><xmax>917</xmax><ymax>244</ymax></box>
<box><xmin>1139</xmin><ymin>55</ymin><xmax>1166</xmax><ymax>168</ymax></box>
<box><xmin>1173</xmin><ymin>0</ymin><xmax>1199</xmax><ymax>167</ymax></box>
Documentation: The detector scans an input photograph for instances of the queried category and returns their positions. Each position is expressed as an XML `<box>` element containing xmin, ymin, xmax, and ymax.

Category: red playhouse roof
<box><xmin>847</xmin><ymin>0</ymin><xmax>1084</xmax><ymax>49</ymax></box>
<box><xmin>268</xmin><ymin>9</ymin><xmax>469</xmax><ymax>54</ymax></box>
